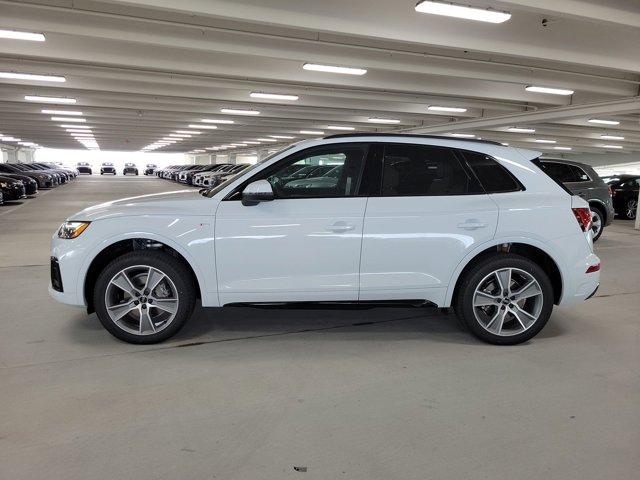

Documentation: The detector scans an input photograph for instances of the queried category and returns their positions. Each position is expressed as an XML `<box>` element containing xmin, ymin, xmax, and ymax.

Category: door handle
<box><xmin>326</xmin><ymin>221</ymin><xmax>355</xmax><ymax>233</ymax></box>
<box><xmin>457</xmin><ymin>220</ymin><xmax>487</xmax><ymax>230</ymax></box>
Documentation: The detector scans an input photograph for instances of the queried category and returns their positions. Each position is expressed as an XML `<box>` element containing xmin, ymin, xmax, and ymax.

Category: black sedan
<box><xmin>123</xmin><ymin>163</ymin><xmax>139</xmax><ymax>175</ymax></box>
<box><xmin>76</xmin><ymin>162</ymin><xmax>93</xmax><ymax>174</ymax></box>
<box><xmin>0</xmin><ymin>163</ymin><xmax>54</xmax><ymax>188</ymax></box>
<box><xmin>0</xmin><ymin>175</ymin><xmax>27</xmax><ymax>201</ymax></box>
<box><xmin>100</xmin><ymin>163</ymin><xmax>116</xmax><ymax>175</ymax></box>
<box><xmin>18</xmin><ymin>163</ymin><xmax>69</xmax><ymax>184</ymax></box>
<box><xmin>0</xmin><ymin>172</ymin><xmax>38</xmax><ymax>195</ymax></box>
<box><xmin>605</xmin><ymin>175</ymin><xmax>639</xmax><ymax>220</ymax></box>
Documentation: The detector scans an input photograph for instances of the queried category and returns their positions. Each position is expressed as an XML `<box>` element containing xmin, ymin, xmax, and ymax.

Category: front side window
<box><xmin>262</xmin><ymin>144</ymin><xmax>367</xmax><ymax>199</ymax></box>
<box><xmin>380</xmin><ymin>144</ymin><xmax>481</xmax><ymax>196</ymax></box>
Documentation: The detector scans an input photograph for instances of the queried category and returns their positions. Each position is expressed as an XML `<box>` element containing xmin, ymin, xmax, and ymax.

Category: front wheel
<box><xmin>93</xmin><ymin>251</ymin><xmax>196</xmax><ymax>343</ymax></box>
<box><xmin>455</xmin><ymin>254</ymin><xmax>554</xmax><ymax>345</ymax></box>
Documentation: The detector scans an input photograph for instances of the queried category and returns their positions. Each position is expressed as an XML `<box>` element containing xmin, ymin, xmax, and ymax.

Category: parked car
<box><xmin>537</xmin><ymin>159</ymin><xmax>614</xmax><ymax>241</ymax></box>
<box><xmin>123</xmin><ymin>163</ymin><xmax>139</xmax><ymax>175</ymax></box>
<box><xmin>0</xmin><ymin>172</ymin><xmax>38</xmax><ymax>195</ymax></box>
<box><xmin>144</xmin><ymin>164</ymin><xmax>157</xmax><ymax>175</ymax></box>
<box><xmin>195</xmin><ymin>164</ymin><xmax>250</xmax><ymax>188</ymax></box>
<box><xmin>50</xmin><ymin>134</ymin><xmax>600</xmax><ymax>345</ymax></box>
<box><xmin>0</xmin><ymin>163</ymin><xmax>54</xmax><ymax>188</ymax></box>
<box><xmin>9</xmin><ymin>163</ymin><xmax>63</xmax><ymax>185</ymax></box>
<box><xmin>177</xmin><ymin>165</ymin><xmax>207</xmax><ymax>184</ymax></box>
<box><xmin>0</xmin><ymin>175</ymin><xmax>27</xmax><ymax>201</ymax></box>
<box><xmin>37</xmin><ymin>162</ymin><xmax>77</xmax><ymax>179</ymax></box>
<box><xmin>192</xmin><ymin>164</ymin><xmax>235</xmax><ymax>187</ymax></box>
<box><xmin>100</xmin><ymin>163</ymin><xmax>116</xmax><ymax>175</ymax></box>
<box><xmin>77</xmin><ymin>162</ymin><xmax>93</xmax><ymax>175</ymax></box>
<box><xmin>603</xmin><ymin>175</ymin><xmax>639</xmax><ymax>220</ymax></box>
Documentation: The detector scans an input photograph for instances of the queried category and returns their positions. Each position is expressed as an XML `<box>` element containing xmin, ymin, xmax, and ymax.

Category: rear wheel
<box><xmin>455</xmin><ymin>254</ymin><xmax>554</xmax><ymax>345</ymax></box>
<box><xmin>624</xmin><ymin>198</ymin><xmax>637</xmax><ymax>220</ymax></box>
<box><xmin>93</xmin><ymin>251</ymin><xmax>196</xmax><ymax>344</ymax></box>
<box><xmin>590</xmin><ymin>205</ymin><xmax>605</xmax><ymax>241</ymax></box>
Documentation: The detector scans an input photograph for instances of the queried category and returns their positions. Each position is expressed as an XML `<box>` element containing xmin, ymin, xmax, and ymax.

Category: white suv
<box><xmin>49</xmin><ymin>134</ymin><xmax>600</xmax><ymax>345</ymax></box>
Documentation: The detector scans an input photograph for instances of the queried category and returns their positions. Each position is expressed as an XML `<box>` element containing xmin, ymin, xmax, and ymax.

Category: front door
<box><xmin>215</xmin><ymin>143</ymin><xmax>369</xmax><ymax>305</ymax></box>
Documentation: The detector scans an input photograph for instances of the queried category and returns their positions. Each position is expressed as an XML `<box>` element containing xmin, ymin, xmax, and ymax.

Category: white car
<box><xmin>49</xmin><ymin>134</ymin><xmax>600</xmax><ymax>345</ymax></box>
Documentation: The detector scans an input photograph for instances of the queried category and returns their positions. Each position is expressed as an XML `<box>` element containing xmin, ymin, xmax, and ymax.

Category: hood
<box><xmin>69</xmin><ymin>189</ymin><xmax>213</xmax><ymax>221</ymax></box>
<box><xmin>0</xmin><ymin>175</ymin><xmax>22</xmax><ymax>185</ymax></box>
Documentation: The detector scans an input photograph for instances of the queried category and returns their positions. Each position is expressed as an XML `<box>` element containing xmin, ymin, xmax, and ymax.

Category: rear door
<box><xmin>359</xmin><ymin>143</ymin><xmax>499</xmax><ymax>305</ymax></box>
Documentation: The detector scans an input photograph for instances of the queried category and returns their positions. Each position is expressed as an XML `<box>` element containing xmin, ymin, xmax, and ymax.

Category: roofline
<box><xmin>323</xmin><ymin>132</ymin><xmax>504</xmax><ymax>146</ymax></box>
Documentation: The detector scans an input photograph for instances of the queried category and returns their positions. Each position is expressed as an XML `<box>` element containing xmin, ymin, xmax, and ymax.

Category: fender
<box><xmin>443</xmin><ymin>235</ymin><xmax>567</xmax><ymax>307</ymax></box>
<box><xmin>76</xmin><ymin>229</ymin><xmax>217</xmax><ymax>307</ymax></box>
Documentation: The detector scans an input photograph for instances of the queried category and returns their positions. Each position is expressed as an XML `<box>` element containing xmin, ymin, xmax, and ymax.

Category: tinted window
<box><xmin>263</xmin><ymin>144</ymin><xmax>367</xmax><ymax>199</ymax></box>
<box><xmin>539</xmin><ymin>161</ymin><xmax>578</xmax><ymax>183</ymax></box>
<box><xmin>380</xmin><ymin>144</ymin><xmax>481</xmax><ymax>196</ymax></box>
<box><xmin>464</xmin><ymin>151</ymin><xmax>522</xmax><ymax>193</ymax></box>
<box><xmin>570</xmin><ymin>165</ymin><xmax>591</xmax><ymax>182</ymax></box>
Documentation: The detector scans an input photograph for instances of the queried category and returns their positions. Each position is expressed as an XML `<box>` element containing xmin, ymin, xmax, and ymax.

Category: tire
<box><xmin>590</xmin><ymin>205</ymin><xmax>605</xmax><ymax>242</ymax></box>
<box><xmin>624</xmin><ymin>198</ymin><xmax>637</xmax><ymax>220</ymax></box>
<box><xmin>93</xmin><ymin>250</ymin><xmax>196</xmax><ymax>344</ymax></box>
<box><xmin>454</xmin><ymin>253</ymin><xmax>554</xmax><ymax>345</ymax></box>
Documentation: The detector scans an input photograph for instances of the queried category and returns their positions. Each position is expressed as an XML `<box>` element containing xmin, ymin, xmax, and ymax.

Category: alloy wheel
<box><xmin>104</xmin><ymin>265</ymin><xmax>179</xmax><ymax>335</ymax></box>
<box><xmin>590</xmin><ymin>210</ymin><xmax>602</xmax><ymax>238</ymax></box>
<box><xmin>627</xmin><ymin>199</ymin><xmax>637</xmax><ymax>220</ymax></box>
<box><xmin>472</xmin><ymin>267</ymin><xmax>544</xmax><ymax>337</ymax></box>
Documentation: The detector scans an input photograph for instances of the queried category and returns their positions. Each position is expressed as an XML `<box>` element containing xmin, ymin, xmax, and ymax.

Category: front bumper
<box><xmin>1</xmin><ymin>184</ymin><xmax>27</xmax><ymax>200</ymax></box>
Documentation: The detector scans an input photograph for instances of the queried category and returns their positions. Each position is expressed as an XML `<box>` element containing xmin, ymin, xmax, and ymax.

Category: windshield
<box><xmin>202</xmin><ymin>145</ymin><xmax>296</xmax><ymax>198</ymax></box>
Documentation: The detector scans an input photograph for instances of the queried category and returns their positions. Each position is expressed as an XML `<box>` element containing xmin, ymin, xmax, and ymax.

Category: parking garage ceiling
<box><xmin>0</xmin><ymin>0</ymin><xmax>639</xmax><ymax>154</ymax></box>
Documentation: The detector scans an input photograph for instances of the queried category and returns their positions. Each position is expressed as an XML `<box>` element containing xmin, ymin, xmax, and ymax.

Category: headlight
<box><xmin>58</xmin><ymin>221</ymin><xmax>90</xmax><ymax>239</ymax></box>
<box><xmin>0</xmin><ymin>182</ymin><xmax>7</xmax><ymax>188</ymax></box>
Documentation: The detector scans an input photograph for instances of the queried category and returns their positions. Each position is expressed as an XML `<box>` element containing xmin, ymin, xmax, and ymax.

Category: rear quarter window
<box><xmin>462</xmin><ymin>151</ymin><xmax>523</xmax><ymax>193</ymax></box>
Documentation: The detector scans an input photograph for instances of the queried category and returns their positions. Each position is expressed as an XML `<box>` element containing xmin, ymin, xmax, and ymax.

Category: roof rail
<box><xmin>323</xmin><ymin>132</ymin><xmax>504</xmax><ymax>146</ymax></box>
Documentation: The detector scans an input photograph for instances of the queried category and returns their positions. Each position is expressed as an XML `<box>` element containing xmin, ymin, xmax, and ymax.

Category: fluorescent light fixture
<box><xmin>25</xmin><ymin>95</ymin><xmax>76</xmax><ymax>104</ymax></box>
<box><xmin>18</xmin><ymin>142</ymin><xmax>37</xmax><ymax>146</ymax></box>
<box><xmin>0</xmin><ymin>72</ymin><xmax>65</xmax><ymax>82</ymax></box>
<box><xmin>250</xmin><ymin>92</ymin><xmax>299</xmax><ymax>101</ymax></box>
<box><xmin>269</xmin><ymin>135</ymin><xmax>295</xmax><ymax>139</ymax></box>
<box><xmin>66</xmin><ymin>129</ymin><xmax>92</xmax><ymax>133</ymax></box>
<box><xmin>525</xmin><ymin>85</ymin><xmax>574</xmax><ymax>96</ymax></box>
<box><xmin>449</xmin><ymin>133</ymin><xmax>475</xmax><ymax>138</ymax></box>
<box><xmin>0</xmin><ymin>29</ymin><xmax>45</xmax><ymax>42</ymax></box>
<box><xmin>368</xmin><ymin>118</ymin><xmax>400</xmax><ymax>124</ymax></box>
<box><xmin>0</xmin><ymin>136</ymin><xmax>20</xmax><ymax>141</ymax></box>
<box><xmin>188</xmin><ymin>124</ymin><xmax>218</xmax><ymax>129</ymax></box>
<box><xmin>42</xmin><ymin>109</ymin><xmax>82</xmax><ymax>115</ymax></box>
<box><xmin>220</xmin><ymin>108</ymin><xmax>260</xmax><ymax>115</ymax></box>
<box><xmin>169</xmin><ymin>133</ymin><xmax>191</xmax><ymax>137</ymax></box>
<box><xmin>162</xmin><ymin>137</ymin><xmax>181</xmax><ymax>141</ymax></box>
<box><xmin>327</xmin><ymin>125</ymin><xmax>355</xmax><ymax>131</ymax></box>
<box><xmin>600</xmin><ymin>144</ymin><xmax>623</xmax><ymax>149</ymax></box>
<box><xmin>201</xmin><ymin>118</ymin><xmax>235</xmax><ymax>124</ymax></box>
<box><xmin>192</xmin><ymin>149</ymin><xmax>206</xmax><ymax>153</ymax></box>
<box><xmin>428</xmin><ymin>105</ymin><xmax>467</xmax><ymax>113</ymax></box>
<box><xmin>600</xmin><ymin>135</ymin><xmax>624</xmax><ymax>140</ymax></box>
<box><xmin>501</xmin><ymin>143</ymin><xmax>509</xmax><ymax>146</ymax></box>
<box><xmin>553</xmin><ymin>146</ymin><xmax>572</xmax><ymax>151</ymax></box>
<box><xmin>533</xmin><ymin>139</ymin><xmax>556</xmax><ymax>143</ymax></box>
<box><xmin>507</xmin><ymin>127</ymin><xmax>536</xmax><ymax>133</ymax></box>
<box><xmin>303</xmin><ymin>63</ymin><xmax>367</xmax><ymax>75</ymax></box>
<box><xmin>174</xmin><ymin>130</ymin><xmax>201</xmax><ymax>134</ymax></box>
<box><xmin>51</xmin><ymin>116</ymin><xmax>85</xmax><ymax>122</ymax></box>
<box><xmin>415</xmin><ymin>1</ymin><xmax>511</xmax><ymax>23</ymax></box>
<box><xmin>71</xmin><ymin>134</ymin><xmax>94</xmax><ymax>137</ymax></box>
<box><xmin>223</xmin><ymin>145</ymin><xmax>237</xmax><ymax>149</ymax></box>
<box><xmin>231</xmin><ymin>143</ymin><xmax>248</xmax><ymax>146</ymax></box>
<box><xmin>300</xmin><ymin>130</ymin><xmax>325</xmax><ymax>135</ymax></box>
<box><xmin>588</xmin><ymin>119</ymin><xmax>620</xmax><ymax>125</ymax></box>
<box><xmin>60</xmin><ymin>124</ymin><xmax>90</xmax><ymax>129</ymax></box>
<box><xmin>256</xmin><ymin>138</ymin><xmax>278</xmax><ymax>142</ymax></box>
<box><xmin>243</xmin><ymin>141</ymin><xmax>262</xmax><ymax>144</ymax></box>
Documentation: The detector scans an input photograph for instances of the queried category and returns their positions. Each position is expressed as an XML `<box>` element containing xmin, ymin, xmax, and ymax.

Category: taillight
<box><xmin>572</xmin><ymin>207</ymin><xmax>592</xmax><ymax>232</ymax></box>
<box><xmin>607</xmin><ymin>186</ymin><xmax>613</xmax><ymax>197</ymax></box>
<box><xmin>586</xmin><ymin>263</ymin><xmax>600</xmax><ymax>273</ymax></box>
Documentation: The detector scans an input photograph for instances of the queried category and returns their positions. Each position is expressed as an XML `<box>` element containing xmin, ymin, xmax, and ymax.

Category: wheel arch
<box><xmin>83</xmin><ymin>235</ymin><xmax>203</xmax><ymax>313</ymax></box>
<box><xmin>587</xmin><ymin>199</ymin><xmax>608</xmax><ymax>222</ymax></box>
<box><xmin>446</xmin><ymin>239</ymin><xmax>564</xmax><ymax>308</ymax></box>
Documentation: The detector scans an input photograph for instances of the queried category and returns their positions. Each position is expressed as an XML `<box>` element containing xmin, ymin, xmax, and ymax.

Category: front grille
<box><xmin>50</xmin><ymin>257</ymin><xmax>63</xmax><ymax>292</ymax></box>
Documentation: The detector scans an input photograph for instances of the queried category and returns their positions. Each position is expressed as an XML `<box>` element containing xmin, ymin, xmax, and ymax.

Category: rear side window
<box><xmin>538</xmin><ymin>161</ymin><xmax>590</xmax><ymax>183</ymax></box>
<box><xmin>570</xmin><ymin>165</ymin><xmax>591</xmax><ymax>182</ymax></box>
<box><xmin>380</xmin><ymin>144</ymin><xmax>482</xmax><ymax>196</ymax></box>
<box><xmin>463</xmin><ymin>151</ymin><xmax>522</xmax><ymax>193</ymax></box>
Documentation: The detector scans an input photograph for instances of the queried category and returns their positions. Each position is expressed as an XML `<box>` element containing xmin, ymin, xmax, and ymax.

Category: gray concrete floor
<box><xmin>1</xmin><ymin>176</ymin><xmax>638</xmax><ymax>480</ymax></box>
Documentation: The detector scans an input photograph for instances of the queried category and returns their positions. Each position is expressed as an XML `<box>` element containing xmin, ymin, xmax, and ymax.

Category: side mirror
<box><xmin>242</xmin><ymin>179</ymin><xmax>274</xmax><ymax>206</ymax></box>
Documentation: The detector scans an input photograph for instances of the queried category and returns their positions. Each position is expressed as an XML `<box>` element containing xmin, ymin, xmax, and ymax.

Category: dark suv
<box><xmin>603</xmin><ymin>175</ymin><xmax>639</xmax><ymax>220</ymax></box>
<box><xmin>538</xmin><ymin>158</ymin><xmax>614</xmax><ymax>241</ymax></box>
<box><xmin>123</xmin><ymin>163</ymin><xmax>139</xmax><ymax>175</ymax></box>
